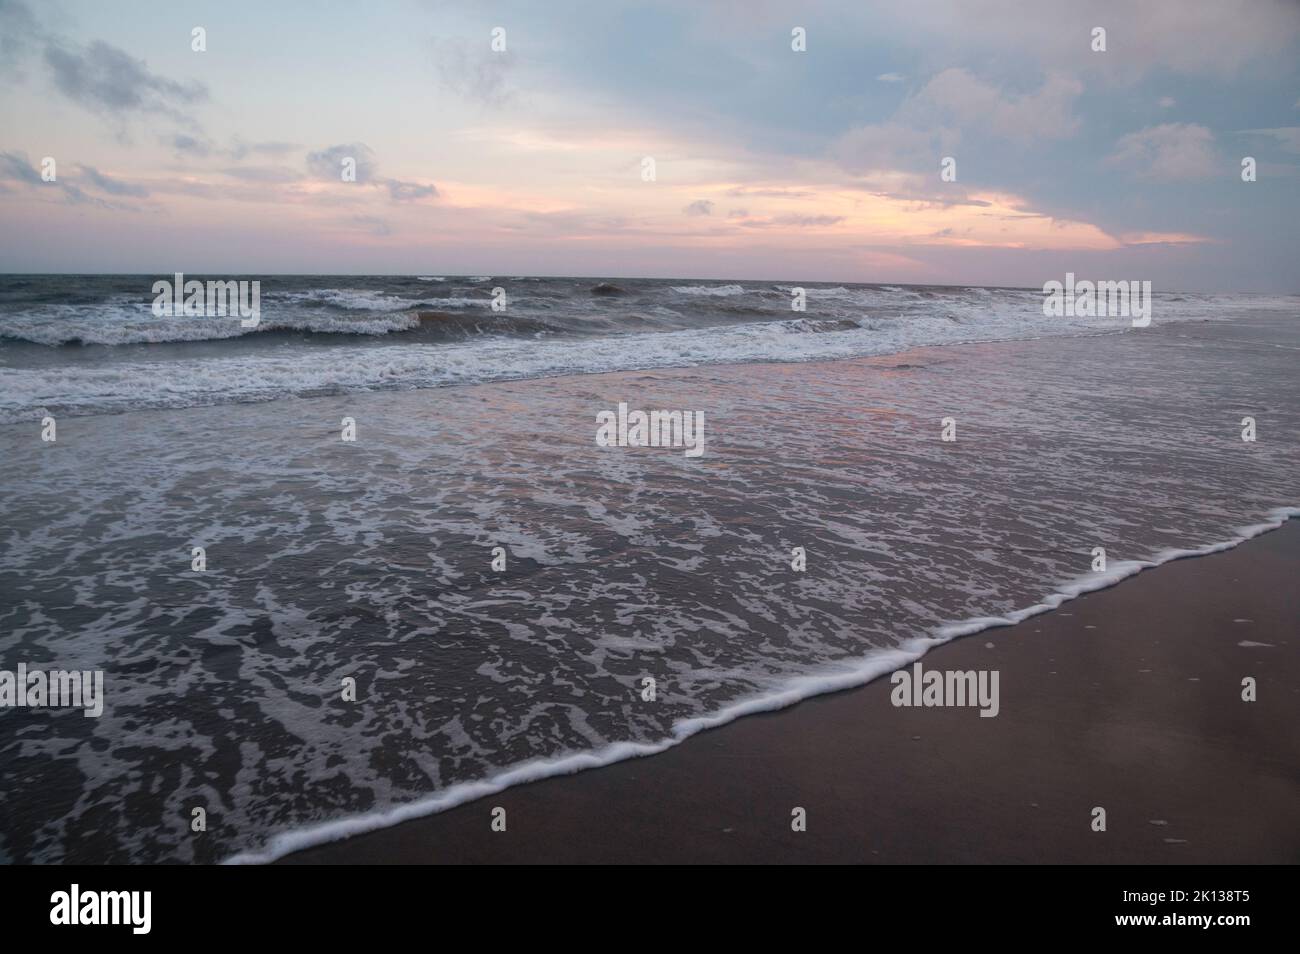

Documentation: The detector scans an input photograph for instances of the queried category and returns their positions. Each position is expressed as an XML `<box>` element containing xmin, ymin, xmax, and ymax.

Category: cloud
<box><xmin>4</xmin><ymin>2</ymin><xmax>211</xmax><ymax>159</ymax></box>
<box><xmin>77</xmin><ymin>163</ymin><xmax>149</xmax><ymax>197</ymax></box>
<box><xmin>0</xmin><ymin>150</ymin><xmax>44</xmax><ymax>185</ymax></box>
<box><xmin>165</xmin><ymin>135</ymin><xmax>302</xmax><ymax>163</ymax></box>
<box><xmin>304</xmin><ymin>143</ymin><xmax>437</xmax><ymax>202</ymax></box>
<box><xmin>168</xmin><ymin>133</ymin><xmax>213</xmax><ymax>158</ymax></box>
<box><xmin>683</xmin><ymin>199</ymin><xmax>714</xmax><ymax>216</ymax></box>
<box><xmin>432</xmin><ymin>36</ymin><xmax>513</xmax><ymax>106</ymax></box>
<box><xmin>43</xmin><ymin>39</ymin><xmax>206</xmax><ymax>120</ymax></box>
<box><xmin>1120</xmin><ymin>231</ymin><xmax>1212</xmax><ymax>246</ymax></box>
<box><xmin>220</xmin><ymin>165</ymin><xmax>304</xmax><ymax>183</ymax></box>
<box><xmin>306</xmin><ymin>143</ymin><xmax>378</xmax><ymax>182</ymax></box>
<box><xmin>0</xmin><ymin>0</ymin><xmax>41</xmax><ymax>74</ymax></box>
<box><xmin>1238</xmin><ymin>127</ymin><xmax>1300</xmax><ymax>154</ymax></box>
<box><xmin>1108</xmin><ymin>123</ymin><xmax>1218</xmax><ymax>180</ymax></box>
<box><xmin>739</xmin><ymin>213</ymin><xmax>845</xmax><ymax>228</ymax></box>
<box><xmin>900</xmin><ymin>69</ymin><xmax>1082</xmax><ymax>142</ymax></box>
<box><xmin>876</xmin><ymin>72</ymin><xmax>904</xmax><ymax>83</ymax></box>
<box><xmin>857</xmin><ymin>0</ymin><xmax>1300</xmax><ymax>82</ymax></box>
<box><xmin>0</xmin><ymin>151</ymin><xmax>136</xmax><ymax>209</ymax></box>
<box><xmin>727</xmin><ymin>186</ymin><xmax>814</xmax><ymax>198</ymax></box>
<box><xmin>386</xmin><ymin>179</ymin><xmax>438</xmax><ymax>201</ymax></box>
<box><xmin>56</xmin><ymin>181</ymin><xmax>110</xmax><ymax>207</ymax></box>
<box><xmin>833</xmin><ymin>122</ymin><xmax>940</xmax><ymax>174</ymax></box>
<box><xmin>1158</xmin><ymin>96</ymin><xmax>1176</xmax><ymax>108</ymax></box>
<box><xmin>833</xmin><ymin>69</ymin><xmax>1082</xmax><ymax>176</ymax></box>
<box><xmin>776</xmin><ymin>214</ymin><xmax>844</xmax><ymax>227</ymax></box>
<box><xmin>229</xmin><ymin>139</ymin><xmax>299</xmax><ymax>161</ymax></box>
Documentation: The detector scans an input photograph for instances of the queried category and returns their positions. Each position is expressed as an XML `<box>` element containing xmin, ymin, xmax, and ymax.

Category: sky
<box><xmin>1</xmin><ymin>0</ymin><xmax>1298</xmax><ymax>291</ymax></box>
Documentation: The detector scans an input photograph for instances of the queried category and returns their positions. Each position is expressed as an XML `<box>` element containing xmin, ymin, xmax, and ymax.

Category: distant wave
<box><xmin>6</xmin><ymin>309</ymin><xmax>561</xmax><ymax>348</ymax></box>
<box><xmin>0</xmin><ymin>295</ymin><xmax>497</xmax><ymax>346</ymax></box>
<box><xmin>3</xmin><ymin>281</ymin><xmax>1290</xmax><ymax>351</ymax></box>
<box><xmin>0</xmin><ymin>311</ymin><xmax>1145</xmax><ymax>420</ymax></box>
<box><xmin>277</xmin><ymin>289</ymin><xmax>490</xmax><ymax>312</ymax></box>
<box><xmin>0</xmin><ymin>314</ymin><xmax>425</xmax><ymax>347</ymax></box>
<box><xmin>671</xmin><ymin>284</ymin><xmax>746</xmax><ymax>296</ymax></box>
<box><xmin>1</xmin><ymin>279</ymin><xmax>1294</xmax><ymax>412</ymax></box>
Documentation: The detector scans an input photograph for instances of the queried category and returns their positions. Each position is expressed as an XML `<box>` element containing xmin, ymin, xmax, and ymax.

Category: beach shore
<box><xmin>281</xmin><ymin>519</ymin><xmax>1300</xmax><ymax>864</ymax></box>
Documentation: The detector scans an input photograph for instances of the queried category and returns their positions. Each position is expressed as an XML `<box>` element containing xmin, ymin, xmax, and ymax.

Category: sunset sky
<box><xmin>1</xmin><ymin>0</ymin><xmax>1298</xmax><ymax>290</ymax></box>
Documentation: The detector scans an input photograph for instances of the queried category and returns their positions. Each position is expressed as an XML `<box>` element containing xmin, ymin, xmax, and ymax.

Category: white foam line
<box><xmin>222</xmin><ymin>505</ymin><xmax>1299</xmax><ymax>864</ymax></box>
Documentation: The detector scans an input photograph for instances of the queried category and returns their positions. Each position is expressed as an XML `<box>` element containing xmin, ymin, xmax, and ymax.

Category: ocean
<box><xmin>0</xmin><ymin>275</ymin><xmax>1275</xmax><ymax>419</ymax></box>
<box><xmin>0</xmin><ymin>275</ymin><xmax>1296</xmax><ymax>862</ymax></box>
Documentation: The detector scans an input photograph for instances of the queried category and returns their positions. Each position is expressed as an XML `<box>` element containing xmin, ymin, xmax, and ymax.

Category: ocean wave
<box><xmin>277</xmin><ymin>289</ymin><xmax>489</xmax><ymax>312</ymax></box>
<box><xmin>275</xmin><ymin>288</ymin><xmax>414</xmax><ymax>312</ymax></box>
<box><xmin>0</xmin><ymin>296</ymin><xmax>499</xmax><ymax>346</ymax></box>
<box><xmin>671</xmin><ymin>283</ymin><xmax>746</xmax><ymax>296</ymax></box>
<box><xmin>774</xmin><ymin>284</ymin><xmax>850</xmax><ymax>295</ymax></box>
<box><xmin>4</xmin><ymin>283</ymin><xmax>1290</xmax><ymax>352</ymax></box>
<box><xmin>771</xmin><ymin>284</ymin><xmax>915</xmax><ymax>306</ymax></box>
<box><xmin>783</xmin><ymin>317</ymin><xmax>863</xmax><ymax>333</ymax></box>
<box><xmin>0</xmin><ymin>307</ymin><xmax>1161</xmax><ymax>419</ymax></box>
<box><xmin>0</xmin><ymin>313</ymin><xmax>428</xmax><ymax>346</ymax></box>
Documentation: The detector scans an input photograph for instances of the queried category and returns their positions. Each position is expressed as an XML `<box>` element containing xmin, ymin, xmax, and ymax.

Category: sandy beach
<box><xmin>280</xmin><ymin>518</ymin><xmax>1299</xmax><ymax>864</ymax></box>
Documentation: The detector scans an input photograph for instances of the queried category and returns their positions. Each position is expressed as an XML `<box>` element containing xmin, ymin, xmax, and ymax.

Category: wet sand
<box><xmin>281</xmin><ymin>519</ymin><xmax>1300</xmax><ymax>864</ymax></box>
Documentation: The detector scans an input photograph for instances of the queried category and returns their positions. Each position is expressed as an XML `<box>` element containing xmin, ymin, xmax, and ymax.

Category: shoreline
<box><xmin>274</xmin><ymin>516</ymin><xmax>1300</xmax><ymax>864</ymax></box>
